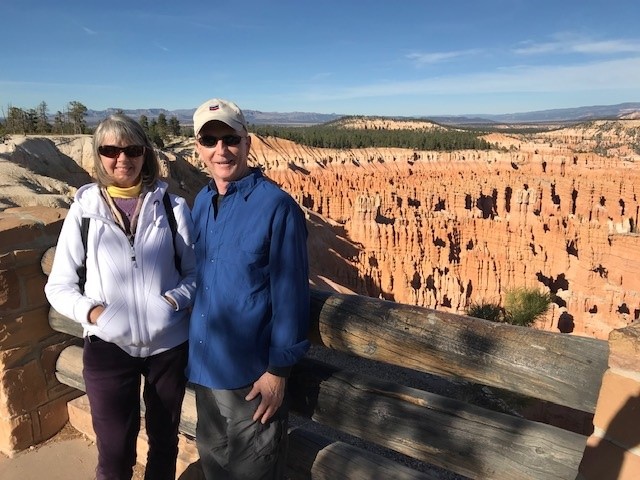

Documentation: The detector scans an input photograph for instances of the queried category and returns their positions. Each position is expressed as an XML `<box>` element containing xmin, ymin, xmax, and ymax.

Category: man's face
<box><xmin>195</xmin><ymin>121</ymin><xmax>251</xmax><ymax>193</ymax></box>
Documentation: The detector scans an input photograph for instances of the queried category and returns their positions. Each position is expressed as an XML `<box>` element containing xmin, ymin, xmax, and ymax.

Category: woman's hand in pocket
<box><xmin>88</xmin><ymin>304</ymin><xmax>105</xmax><ymax>325</ymax></box>
<box><xmin>163</xmin><ymin>295</ymin><xmax>178</xmax><ymax>309</ymax></box>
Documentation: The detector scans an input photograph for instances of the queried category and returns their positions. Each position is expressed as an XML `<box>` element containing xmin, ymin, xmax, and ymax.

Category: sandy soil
<box><xmin>0</xmin><ymin>423</ymin><xmax>145</xmax><ymax>480</ymax></box>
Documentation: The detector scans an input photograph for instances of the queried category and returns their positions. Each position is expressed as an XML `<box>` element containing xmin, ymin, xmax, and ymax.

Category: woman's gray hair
<box><xmin>92</xmin><ymin>114</ymin><xmax>159</xmax><ymax>187</ymax></box>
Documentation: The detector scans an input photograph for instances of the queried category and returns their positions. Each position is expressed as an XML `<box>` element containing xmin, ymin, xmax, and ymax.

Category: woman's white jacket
<box><xmin>45</xmin><ymin>181</ymin><xmax>196</xmax><ymax>357</ymax></box>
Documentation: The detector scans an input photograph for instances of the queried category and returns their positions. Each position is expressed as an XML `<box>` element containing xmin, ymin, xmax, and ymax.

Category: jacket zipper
<box><xmin>129</xmin><ymin>236</ymin><xmax>137</xmax><ymax>268</ymax></box>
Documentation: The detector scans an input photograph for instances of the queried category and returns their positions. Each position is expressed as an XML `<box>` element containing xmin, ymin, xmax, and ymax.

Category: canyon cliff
<box><xmin>2</xmin><ymin>119</ymin><xmax>639</xmax><ymax>339</ymax></box>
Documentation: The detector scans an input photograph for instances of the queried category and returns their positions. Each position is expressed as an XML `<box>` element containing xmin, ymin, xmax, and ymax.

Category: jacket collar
<box><xmin>75</xmin><ymin>181</ymin><xmax>166</xmax><ymax>219</ymax></box>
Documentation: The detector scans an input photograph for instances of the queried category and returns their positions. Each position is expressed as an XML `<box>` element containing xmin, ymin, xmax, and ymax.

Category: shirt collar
<box><xmin>207</xmin><ymin>168</ymin><xmax>263</xmax><ymax>200</ymax></box>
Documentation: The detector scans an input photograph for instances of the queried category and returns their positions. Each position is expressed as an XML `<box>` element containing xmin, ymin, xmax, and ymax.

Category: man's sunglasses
<box><xmin>98</xmin><ymin>145</ymin><xmax>145</xmax><ymax>158</ymax></box>
<box><xmin>197</xmin><ymin>134</ymin><xmax>243</xmax><ymax>148</ymax></box>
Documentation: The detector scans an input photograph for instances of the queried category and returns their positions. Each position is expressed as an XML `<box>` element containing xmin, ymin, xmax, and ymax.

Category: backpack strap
<box><xmin>77</xmin><ymin>216</ymin><xmax>90</xmax><ymax>293</ymax></box>
<box><xmin>162</xmin><ymin>192</ymin><xmax>182</xmax><ymax>275</ymax></box>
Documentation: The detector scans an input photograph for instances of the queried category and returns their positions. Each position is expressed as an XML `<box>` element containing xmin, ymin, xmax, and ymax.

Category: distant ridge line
<box><xmin>48</xmin><ymin>101</ymin><xmax>640</xmax><ymax>127</ymax></box>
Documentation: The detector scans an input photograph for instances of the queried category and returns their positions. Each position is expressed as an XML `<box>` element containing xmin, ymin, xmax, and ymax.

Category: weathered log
<box><xmin>55</xmin><ymin>346</ymin><xmax>433</xmax><ymax>480</ymax></box>
<box><xmin>44</xmin><ymin>245</ymin><xmax>608</xmax><ymax>413</ymax></box>
<box><xmin>40</xmin><ymin>246</ymin><xmax>56</xmax><ymax>277</ymax></box>
<box><xmin>291</xmin><ymin>358</ymin><xmax>586</xmax><ymax>480</ymax></box>
<box><xmin>56</xmin><ymin>345</ymin><xmax>586</xmax><ymax>480</ymax></box>
<box><xmin>48</xmin><ymin>291</ymin><xmax>607</xmax><ymax>416</ymax></box>
<box><xmin>49</xmin><ymin>308</ymin><xmax>83</xmax><ymax>337</ymax></box>
<box><xmin>286</xmin><ymin>427</ymin><xmax>438</xmax><ymax>480</ymax></box>
<box><xmin>309</xmin><ymin>289</ymin><xmax>607</xmax><ymax>413</ymax></box>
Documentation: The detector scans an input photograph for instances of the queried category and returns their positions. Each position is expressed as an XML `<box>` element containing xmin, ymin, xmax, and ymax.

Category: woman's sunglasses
<box><xmin>197</xmin><ymin>135</ymin><xmax>243</xmax><ymax>148</ymax></box>
<box><xmin>98</xmin><ymin>145</ymin><xmax>145</xmax><ymax>158</ymax></box>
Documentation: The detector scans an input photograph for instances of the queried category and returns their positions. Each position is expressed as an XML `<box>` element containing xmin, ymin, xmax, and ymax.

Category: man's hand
<box><xmin>245</xmin><ymin>372</ymin><xmax>285</xmax><ymax>424</ymax></box>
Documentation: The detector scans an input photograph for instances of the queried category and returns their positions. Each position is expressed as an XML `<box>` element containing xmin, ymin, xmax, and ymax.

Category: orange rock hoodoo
<box><xmin>255</xmin><ymin>125</ymin><xmax>640</xmax><ymax>340</ymax></box>
<box><xmin>3</xmin><ymin>120</ymin><xmax>639</xmax><ymax>341</ymax></box>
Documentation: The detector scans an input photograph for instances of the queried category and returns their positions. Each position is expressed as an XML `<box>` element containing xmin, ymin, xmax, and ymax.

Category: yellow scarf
<box><xmin>106</xmin><ymin>182</ymin><xmax>142</xmax><ymax>199</ymax></box>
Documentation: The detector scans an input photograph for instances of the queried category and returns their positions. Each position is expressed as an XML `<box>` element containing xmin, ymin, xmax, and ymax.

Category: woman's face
<box><xmin>98</xmin><ymin>133</ymin><xmax>145</xmax><ymax>187</ymax></box>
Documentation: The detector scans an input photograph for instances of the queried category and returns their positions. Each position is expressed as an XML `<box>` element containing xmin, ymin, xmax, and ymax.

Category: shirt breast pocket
<box><xmin>235</xmin><ymin>225</ymin><xmax>269</xmax><ymax>255</ymax></box>
<box><xmin>233</xmin><ymin>244</ymin><xmax>269</xmax><ymax>293</ymax></box>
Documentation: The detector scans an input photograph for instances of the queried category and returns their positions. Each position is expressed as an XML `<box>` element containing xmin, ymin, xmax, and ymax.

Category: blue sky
<box><xmin>3</xmin><ymin>0</ymin><xmax>640</xmax><ymax>117</ymax></box>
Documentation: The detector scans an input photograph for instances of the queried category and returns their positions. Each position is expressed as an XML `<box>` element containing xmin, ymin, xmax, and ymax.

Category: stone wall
<box><xmin>0</xmin><ymin>206</ymin><xmax>79</xmax><ymax>455</ymax></box>
<box><xmin>579</xmin><ymin>321</ymin><xmax>640</xmax><ymax>480</ymax></box>
<box><xmin>1</xmin><ymin>204</ymin><xmax>640</xmax><ymax>479</ymax></box>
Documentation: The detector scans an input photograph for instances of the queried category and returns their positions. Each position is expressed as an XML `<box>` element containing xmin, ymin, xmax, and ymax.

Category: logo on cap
<box><xmin>209</xmin><ymin>105</ymin><xmax>220</xmax><ymax>111</ymax></box>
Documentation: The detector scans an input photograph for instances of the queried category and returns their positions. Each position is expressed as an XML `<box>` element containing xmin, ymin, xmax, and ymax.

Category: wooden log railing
<box><xmin>306</xmin><ymin>291</ymin><xmax>608</xmax><ymax>414</ymax></box>
<box><xmin>43</xmin><ymin>248</ymin><xmax>609</xmax><ymax>479</ymax></box>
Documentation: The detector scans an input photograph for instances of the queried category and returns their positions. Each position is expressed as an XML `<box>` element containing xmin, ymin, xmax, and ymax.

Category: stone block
<box><xmin>24</xmin><ymin>270</ymin><xmax>48</xmax><ymax>308</ymax></box>
<box><xmin>0</xmin><ymin>212</ymin><xmax>59</xmax><ymax>252</ymax></box>
<box><xmin>0</xmin><ymin>252</ymin><xmax>17</xmax><ymax>270</ymax></box>
<box><xmin>47</xmin><ymin>382</ymin><xmax>83</xmax><ymax>405</ymax></box>
<box><xmin>0</xmin><ymin>360</ymin><xmax>48</xmax><ymax>417</ymax></box>
<box><xmin>609</xmin><ymin>323</ymin><xmax>640</xmax><ymax>371</ymax></box>
<box><xmin>0</xmin><ymin>307</ymin><xmax>54</xmax><ymax>350</ymax></box>
<box><xmin>2</xmin><ymin>207</ymin><xmax>66</xmax><ymax>225</ymax></box>
<box><xmin>580</xmin><ymin>435</ymin><xmax>640</xmax><ymax>480</ymax></box>
<box><xmin>0</xmin><ymin>269</ymin><xmax>20</xmax><ymax>310</ymax></box>
<box><xmin>0</xmin><ymin>345</ymin><xmax>28</xmax><ymax>371</ymax></box>
<box><xmin>0</xmin><ymin>217</ymin><xmax>46</xmax><ymax>252</ymax></box>
<box><xmin>12</xmin><ymin>249</ymin><xmax>44</xmax><ymax>267</ymax></box>
<box><xmin>36</xmin><ymin>396</ymin><xmax>72</xmax><ymax>444</ymax></box>
<box><xmin>67</xmin><ymin>395</ymin><xmax>95</xmax><ymax>440</ymax></box>
<box><xmin>0</xmin><ymin>412</ymin><xmax>34</xmax><ymax>456</ymax></box>
<box><xmin>592</xmin><ymin>370</ymin><xmax>640</xmax><ymax>449</ymax></box>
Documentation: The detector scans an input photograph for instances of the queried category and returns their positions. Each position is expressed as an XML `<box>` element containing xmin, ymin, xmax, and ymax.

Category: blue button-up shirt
<box><xmin>187</xmin><ymin>169</ymin><xmax>310</xmax><ymax>389</ymax></box>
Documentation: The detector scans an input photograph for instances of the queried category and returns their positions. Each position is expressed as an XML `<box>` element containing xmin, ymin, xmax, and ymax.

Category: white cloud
<box><xmin>310</xmin><ymin>72</ymin><xmax>333</xmax><ymax>81</ymax></box>
<box><xmin>407</xmin><ymin>49</ymin><xmax>483</xmax><ymax>66</ymax></box>
<box><xmin>296</xmin><ymin>56</ymin><xmax>640</xmax><ymax>101</ymax></box>
<box><xmin>570</xmin><ymin>40</ymin><xmax>640</xmax><ymax>54</ymax></box>
<box><xmin>513</xmin><ymin>34</ymin><xmax>640</xmax><ymax>56</ymax></box>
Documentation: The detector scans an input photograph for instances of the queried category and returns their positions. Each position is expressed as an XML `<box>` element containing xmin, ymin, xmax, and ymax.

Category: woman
<box><xmin>45</xmin><ymin>114</ymin><xmax>196</xmax><ymax>480</ymax></box>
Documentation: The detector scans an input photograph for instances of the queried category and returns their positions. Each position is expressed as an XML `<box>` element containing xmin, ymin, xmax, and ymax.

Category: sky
<box><xmin>2</xmin><ymin>0</ymin><xmax>640</xmax><ymax>117</ymax></box>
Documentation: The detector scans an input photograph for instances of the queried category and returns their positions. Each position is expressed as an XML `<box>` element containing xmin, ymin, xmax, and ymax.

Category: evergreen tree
<box><xmin>156</xmin><ymin>113</ymin><xmax>168</xmax><ymax>139</ymax></box>
<box><xmin>139</xmin><ymin>114</ymin><xmax>149</xmax><ymax>131</ymax></box>
<box><xmin>35</xmin><ymin>101</ymin><xmax>51</xmax><ymax>134</ymax></box>
<box><xmin>5</xmin><ymin>106</ymin><xmax>28</xmax><ymax>134</ymax></box>
<box><xmin>26</xmin><ymin>109</ymin><xmax>38</xmax><ymax>133</ymax></box>
<box><xmin>67</xmin><ymin>101</ymin><xmax>88</xmax><ymax>134</ymax></box>
<box><xmin>168</xmin><ymin>116</ymin><xmax>181</xmax><ymax>136</ymax></box>
<box><xmin>53</xmin><ymin>111</ymin><xmax>66</xmax><ymax>134</ymax></box>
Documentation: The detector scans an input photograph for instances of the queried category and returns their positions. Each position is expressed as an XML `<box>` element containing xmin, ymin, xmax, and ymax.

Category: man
<box><xmin>187</xmin><ymin>98</ymin><xmax>310</xmax><ymax>479</ymax></box>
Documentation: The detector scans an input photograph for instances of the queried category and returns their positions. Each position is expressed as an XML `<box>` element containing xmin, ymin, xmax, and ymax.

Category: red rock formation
<box><xmin>257</xmin><ymin>123</ymin><xmax>640</xmax><ymax>340</ymax></box>
<box><xmin>4</xmin><ymin>120</ymin><xmax>639</xmax><ymax>340</ymax></box>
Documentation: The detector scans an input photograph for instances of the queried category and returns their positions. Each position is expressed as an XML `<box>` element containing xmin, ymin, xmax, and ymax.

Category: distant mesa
<box><xmin>70</xmin><ymin>101</ymin><xmax>640</xmax><ymax>127</ymax></box>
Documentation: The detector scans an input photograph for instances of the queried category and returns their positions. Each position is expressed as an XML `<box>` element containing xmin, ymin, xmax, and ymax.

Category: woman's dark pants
<box><xmin>83</xmin><ymin>337</ymin><xmax>188</xmax><ymax>480</ymax></box>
